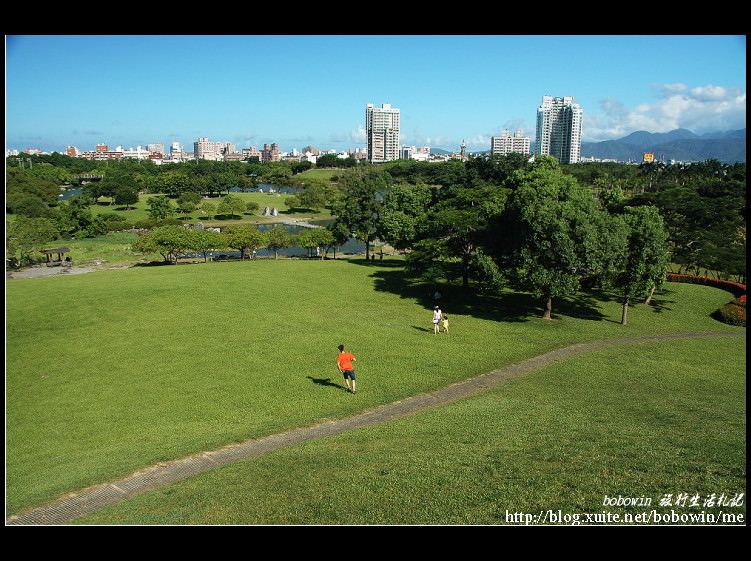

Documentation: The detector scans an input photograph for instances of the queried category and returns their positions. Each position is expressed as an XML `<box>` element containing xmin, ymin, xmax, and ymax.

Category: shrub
<box><xmin>717</xmin><ymin>302</ymin><xmax>746</xmax><ymax>327</ymax></box>
<box><xmin>667</xmin><ymin>273</ymin><xmax>746</xmax><ymax>327</ymax></box>
<box><xmin>666</xmin><ymin>274</ymin><xmax>746</xmax><ymax>297</ymax></box>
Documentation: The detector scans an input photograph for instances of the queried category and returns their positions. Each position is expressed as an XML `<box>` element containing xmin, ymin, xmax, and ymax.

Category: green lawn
<box><xmin>89</xmin><ymin>190</ymin><xmax>333</xmax><ymax>226</ymax></box>
<box><xmin>74</xmin><ymin>335</ymin><xmax>746</xmax><ymax>525</ymax></box>
<box><xmin>6</xmin><ymin>258</ymin><xmax>745</xmax><ymax>522</ymax></box>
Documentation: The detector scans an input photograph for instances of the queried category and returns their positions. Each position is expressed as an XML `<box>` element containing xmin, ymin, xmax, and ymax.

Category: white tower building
<box><xmin>366</xmin><ymin>103</ymin><xmax>400</xmax><ymax>163</ymax></box>
<box><xmin>490</xmin><ymin>130</ymin><xmax>531</xmax><ymax>156</ymax></box>
<box><xmin>534</xmin><ymin>96</ymin><xmax>583</xmax><ymax>164</ymax></box>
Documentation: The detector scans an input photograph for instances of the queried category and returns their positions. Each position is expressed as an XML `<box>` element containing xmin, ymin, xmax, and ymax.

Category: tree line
<box><xmin>330</xmin><ymin>155</ymin><xmax>680</xmax><ymax>324</ymax></box>
<box><xmin>131</xmin><ymin>223</ymin><xmax>344</xmax><ymax>263</ymax></box>
<box><xmin>6</xmin><ymin>152</ymin><xmax>746</xmax><ymax>323</ymax></box>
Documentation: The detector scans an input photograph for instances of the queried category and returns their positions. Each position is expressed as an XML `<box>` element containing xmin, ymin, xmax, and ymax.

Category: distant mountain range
<box><xmin>580</xmin><ymin>128</ymin><xmax>746</xmax><ymax>163</ymax></box>
<box><xmin>454</xmin><ymin>128</ymin><xmax>745</xmax><ymax>163</ymax></box>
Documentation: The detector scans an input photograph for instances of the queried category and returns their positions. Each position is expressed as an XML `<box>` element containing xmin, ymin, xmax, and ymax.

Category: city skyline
<box><xmin>6</xmin><ymin>35</ymin><xmax>746</xmax><ymax>155</ymax></box>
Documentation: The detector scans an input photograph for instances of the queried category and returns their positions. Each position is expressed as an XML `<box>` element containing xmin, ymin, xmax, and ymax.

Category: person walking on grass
<box><xmin>432</xmin><ymin>306</ymin><xmax>443</xmax><ymax>335</ymax></box>
<box><xmin>337</xmin><ymin>344</ymin><xmax>357</xmax><ymax>393</ymax></box>
<box><xmin>441</xmin><ymin>314</ymin><xmax>449</xmax><ymax>334</ymax></box>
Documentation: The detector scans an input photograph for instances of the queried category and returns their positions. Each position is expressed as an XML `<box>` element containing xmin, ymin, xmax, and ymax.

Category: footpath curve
<box><xmin>7</xmin><ymin>330</ymin><xmax>745</xmax><ymax>526</ymax></box>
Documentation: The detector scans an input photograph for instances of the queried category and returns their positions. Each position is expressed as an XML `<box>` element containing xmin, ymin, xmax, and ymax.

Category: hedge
<box><xmin>667</xmin><ymin>273</ymin><xmax>746</xmax><ymax>327</ymax></box>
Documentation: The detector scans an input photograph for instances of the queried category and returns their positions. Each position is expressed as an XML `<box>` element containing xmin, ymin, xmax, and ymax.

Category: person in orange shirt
<box><xmin>336</xmin><ymin>344</ymin><xmax>357</xmax><ymax>393</ymax></box>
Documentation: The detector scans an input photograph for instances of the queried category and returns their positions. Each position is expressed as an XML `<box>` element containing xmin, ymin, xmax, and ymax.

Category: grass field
<box><xmin>6</xmin><ymin>258</ymin><xmax>746</xmax><ymax>523</ymax></box>
<box><xmin>87</xmin><ymin>190</ymin><xmax>333</xmax><ymax>226</ymax></box>
<box><xmin>73</xmin><ymin>335</ymin><xmax>746</xmax><ymax>525</ymax></box>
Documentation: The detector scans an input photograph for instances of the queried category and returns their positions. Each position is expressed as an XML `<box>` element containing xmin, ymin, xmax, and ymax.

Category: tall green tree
<box><xmin>264</xmin><ymin>225</ymin><xmax>294</xmax><ymax>259</ymax></box>
<box><xmin>332</xmin><ymin>166</ymin><xmax>390</xmax><ymax>260</ymax></box>
<box><xmin>53</xmin><ymin>196</ymin><xmax>107</xmax><ymax>238</ymax></box>
<box><xmin>132</xmin><ymin>224</ymin><xmax>190</xmax><ymax>264</ymax></box>
<box><xmin>377</xmin><ymin>183</ymin><xmax>434</xmax><ymax>251</ymax></box>
<box><xmin>610</xmin><ymin>206</ymin><xmax>670</xmax><ymax>324</ymax></box>
<box><xmin>221</xmin><ymin>224</ymin><xmax>266</xmax><ymax>260</ymax></box>
<box><xmin>506</xmin><ymin>155</ymin><xmax>605</xmax><ymax>320</ymax></box>
<box><xmin>113</xmin><ymin>185</ymin><xmax>139</xmax><ymax>209</ymax></box>
<box><xmin>146</xmin><ymin>195</ymin><xmax>176</xmax><ymax>221</ymax></box>
<box><xmin>410</xmin><ymin>184</ymin><xmax>507</xmax><ymax>288</ymax></box>
<box><xmin>188</xmin><ymin>229</ymin><xmax>224</xmax><ymax>262</ymax></box>
<box><xmin>296</xmin><ymin>227</ymin><xmax>336</xmax><ymax>259</ymax></box>
<box><xmin>157</xmin><ymin>170</ymin><xmax>192</xmax><ymax>197</ymax></box>
<box><xmin>6</xmin><ymin>216</ymin><xmax>59</xmax><ymax>267</ymax></box>
<box><xmin>216</xmin><ymin>194</ymin><xmax>246</xmax><ymax>218</ymax></box>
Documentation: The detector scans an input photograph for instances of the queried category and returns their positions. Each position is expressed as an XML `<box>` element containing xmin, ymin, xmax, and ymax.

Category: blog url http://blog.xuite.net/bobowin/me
<box><xmin>504</xmin><ymin>492</ymin><xmax>745</xmax><ymax>525</ymax></box>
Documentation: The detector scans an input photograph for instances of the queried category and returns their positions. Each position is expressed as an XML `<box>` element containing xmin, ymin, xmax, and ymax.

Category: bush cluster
<box><xmin>667</xmin><ymin>273</ymin><xmax>746</xmax><ymax>327</ymax></box>
<box><xmin>666</xmin><ymin>273</ymin><xmax>746</xmax><ymax>297</ymax></box>
<box><xmin>717</xmin><ymin>301</ymin><xmax>746</xmax><ymax>327</ymax></box>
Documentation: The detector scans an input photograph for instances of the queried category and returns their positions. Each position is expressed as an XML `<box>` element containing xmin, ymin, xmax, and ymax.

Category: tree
<box><xmin>6</xmin><ymin>216</ymin><xmax>59</xmax><ymax>267</ymax></box>
<box><xmin>6</xmin><ymin>169</ymin><xmax>60</xmax><ymax>217</ymax></box>
<box><xmin>610</xmin><ymin>206</ymin><xmax>670</xmax><ymax>324</ymax></box>
<box><xmin>465</xmin><ymin>152</ymin><xmax>532</xmax><ymax>186</ymax></box>
<box><xmin>221</xmin><ymin>224</ymin><xmax>265</xmax><ymax>260</ymax></box>
<box><xmin>210</xmin><ymin>172</ymin><xmax>240</xmax><ymax>195</ymax></box>
<box><xmin>176</xmin><ymin>191</ymin><xmax>201</xmax><ymax>216</ymax></box>
<box><xmin>216</xmin><ymin>194</ymin><xmax>246</xmax><ymax>219</ymax></box>
<box><xmin>332</xmin><ymin>166</ymin><xmax>390</xmax><ymax>260</ymax></box>
<box><xmin>132</xmin><ymin>224</ymin><xmax>190</xmax><ymax>264</ymax></box>
<box><xmin>407</xmin><ymin>182</ymin><xmax>508</xmax><ymax>289</ymax></box>
<box><xmin>5</xmin><ymin>193</ymin><xmax>51</xmax><ymax>218</ymax></box>
<box><xmin>326</xmin><ymin>221</ymin><xmax>351</xmax><ymax>259</ymax></box>
<box><xmin>296</xmin><ymin>227</ymin><xmax>336</xmax><ymax>259</ymax></box>
<box><xmin>198</xmin><ymin>200</ymin><xmax>216</xmax><ymax>220</ymax></box>
<box><xmin>264</xmin><ymin>225</ymin><xmax>293</xmax><ymax>259</ymax></box>
<box><xmin>113</xmin><ymin>186</ymin><xmax>139</xmax><ymax>209</ymax></box>
<box><xmin>506</xmin><ymin>155</ymin><xmax>605</xmax><ymax>320</ymax></box>
<box><xmin>53</xmin><ymin>195</ymin><xmax>107</xmax><ymax>238</ymax></box>
<box><xmin>188</xmin><ymin>229</ymin><xmax>224</xmax><ymax>262</ymax></box>
<box><xmin>285</xmin><ymin>182</ymin><xmax>332</xmax><ymax>212</ymax></box>
<box><xmin>377</xmin><ymin>183</ymin><xmax>434</xmax><ymax>251</ymax></box>
<box><xmin>157</xmin><ymin>170</ymin><xmax>192</xmax><ymax>197</ymax></box>
<box><xmin>146</xmin><ymin>195</ymin><xmax>176</xmax><ymax>221</ymax></box>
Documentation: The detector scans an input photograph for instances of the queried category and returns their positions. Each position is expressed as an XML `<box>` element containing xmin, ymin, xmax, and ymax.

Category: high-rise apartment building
<box><xmin>242</xmin><ymin>146</ymin><xmax>262</xmax><ymax>161</ymax></box>
<box><xmin>169</xmin><ymin>142</ymin><xmax>185</xmax><ymax>161</ymax></box>
<box><xmin>366</xmin><ymin>103</ymin><xmax>400</xmax><ymax>163</ymax></box>
<box><xmin>490</xmin><ymin>130</ymin><xmax>530</xmax><ymax>157</ymax></box>
<box><xmin>147</xmin><ymin>143</ymin><xmax>164</xmax><ymax>157</ymax></box>
<box><xmin>194</xmin><ymin>137</ymin><xmax>236</xmax><ymax>160</ymax></box>
<box><xmin>262</xmin><ymin>143</ymin><xmax>279</xmax><ymax>162</ymax></box>
<box><xmin>195</xmin><ymin>137</ymin><xmax>219</xmax><ymax>160</ymax></box>
<box><xmin>534</xmin><ymin>96</ymin><xmax>582</xmax><ymax>164</ymax></box>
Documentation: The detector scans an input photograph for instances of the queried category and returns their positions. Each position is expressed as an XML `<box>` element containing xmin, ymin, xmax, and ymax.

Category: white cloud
<box><xmin>689</xmin><ymin>84</ymin><xmax>728</xmax><ymax>101</ymax></box>
<box><xmin>584</xmin><ymin>83</ymin><xmax>746</xmax><ymax>141</ymax></box>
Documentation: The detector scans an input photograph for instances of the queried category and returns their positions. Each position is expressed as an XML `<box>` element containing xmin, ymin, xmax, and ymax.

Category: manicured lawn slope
<box><xmin>6</xmin><ymin>258</ymin><xmax>744</xmax><ymax>518</ymax></box>
<box><xmin>74</xmin><ymin>335</ymin><xmax>746</xmax><ymax>525</ymax></box>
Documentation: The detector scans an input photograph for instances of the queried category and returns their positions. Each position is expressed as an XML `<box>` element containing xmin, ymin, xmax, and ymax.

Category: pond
<box><xmin>59</xmin><ymin>184</ymin><xmax>368</xmax><ymax>257</ymax></box>
<box><xmin>183</xmin><ymin>220</ymin><xmax>365</xmax><ymax>259</ymax></box>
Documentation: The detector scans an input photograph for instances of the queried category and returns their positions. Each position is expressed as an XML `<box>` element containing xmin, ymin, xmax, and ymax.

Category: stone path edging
<box><xmin>6</xmin><ymin>330</ymin><xmax>745</xmax><ymax>525</ymax></box>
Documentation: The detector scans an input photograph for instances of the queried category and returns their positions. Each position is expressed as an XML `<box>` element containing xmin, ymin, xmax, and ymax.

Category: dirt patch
<box><xmin>7</xmin><ymin>262</ymin><xmax>134</xmax><ymax>279</ymax></box>
<box><xmin>7</xmin><ymin>265</ymin><xmax>97</xmax><ymax>279</ymax></box>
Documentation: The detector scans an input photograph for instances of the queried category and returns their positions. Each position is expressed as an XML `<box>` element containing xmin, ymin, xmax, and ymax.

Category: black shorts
<box><xmin>342</xmin><ymin>369</ymin><xmax>356</xmax><ymax>380</ymax></box>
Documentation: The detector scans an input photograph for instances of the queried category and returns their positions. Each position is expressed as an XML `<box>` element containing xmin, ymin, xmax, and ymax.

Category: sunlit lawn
<box><xmin>6</xmin><ymin>258</ymin><xmax>744</xmax><ymax>521</ymax></box>
<box><xmin>75</xmin><ymin>335</ymin><xmax>746</xmax><ymax>525</ymax></box>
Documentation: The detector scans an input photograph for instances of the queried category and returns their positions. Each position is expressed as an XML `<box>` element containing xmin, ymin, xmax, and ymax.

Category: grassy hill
<box><xmin>6</xmin><ymin>258</ymin><xmax>745</xmax><ymax>523</ymax></box>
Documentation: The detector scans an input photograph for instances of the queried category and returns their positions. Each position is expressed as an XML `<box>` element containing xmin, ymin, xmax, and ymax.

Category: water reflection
<box><xmin>183</xmin><ymin>221</ymin><xmax>364</xmax><ymax>259</ymax></box>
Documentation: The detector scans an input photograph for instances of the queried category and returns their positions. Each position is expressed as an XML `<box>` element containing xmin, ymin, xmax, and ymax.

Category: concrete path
<box><xmin>6</xmin><ymin>330</ymin><xmax>744</xmax><ymax>525</ymax></box>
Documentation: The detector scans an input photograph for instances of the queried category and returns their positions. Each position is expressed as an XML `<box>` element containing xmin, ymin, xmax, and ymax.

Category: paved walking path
<box><xmin>6</xmin><ymin>330</ymin><xmax>745</xmax><ymax>525</ymax></box>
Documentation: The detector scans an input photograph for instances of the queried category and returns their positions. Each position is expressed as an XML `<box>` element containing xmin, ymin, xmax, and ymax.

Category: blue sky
<box><xmin>5</xmin><ymin>35</ymin><xmax>746</xmax><ymax>154</ymax></box>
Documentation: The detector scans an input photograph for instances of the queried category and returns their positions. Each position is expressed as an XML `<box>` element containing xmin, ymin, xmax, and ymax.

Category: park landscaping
<box><xmin>85</xmin><ymin>189</ymin><xmax>333</xmax><ymax>227</ymax></box>
<box><xmin>6</xmin><ymin>257</ymin><xmax>745</xmax><ymax>524</ymax></box>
